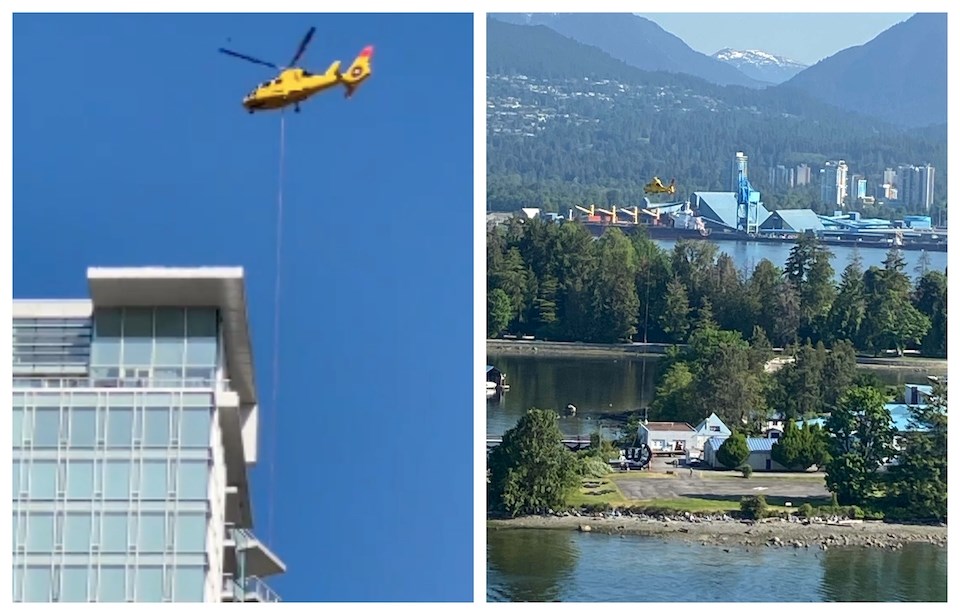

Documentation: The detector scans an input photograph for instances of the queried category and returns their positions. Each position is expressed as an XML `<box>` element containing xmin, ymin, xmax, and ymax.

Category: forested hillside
<box><xmin>487</xmin><ymin>18</ymin><xmax>948</xmax><ymax>216</ymax></box>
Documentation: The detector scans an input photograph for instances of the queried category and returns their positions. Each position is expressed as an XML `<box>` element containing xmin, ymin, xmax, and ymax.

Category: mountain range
<box><xmin>712</xmin><ymin>49</ymin><xmax>807</xmax><ymax>85</ymax></box>
<box><xmin>489</xmin><ymin>13</ymin><xmax>946</xmax><ymax>129</ymax></box>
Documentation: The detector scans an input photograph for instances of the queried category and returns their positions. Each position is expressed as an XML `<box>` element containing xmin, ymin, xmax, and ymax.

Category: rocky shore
<box><xmin>488</xmin><ymin>512</ymin><xmax>947</xmax><ymax>550</ymax></box>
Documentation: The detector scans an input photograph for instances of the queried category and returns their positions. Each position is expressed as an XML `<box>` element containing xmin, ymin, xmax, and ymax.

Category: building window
<box><xmin>144</xmin><ymin>409</ymin><xmax>171</xmax><ymax>448</ymax></box>
<box><xmin>135</xmin><ymin>567</ymin><xmax>164</xmax><ymax>602</ymax></box>
<box><xmin>141</xmin><ymin>460</ymin><xmax>168</xmax><ymax>500</ymax></box>
<box><xmin>106</xmin><ymin>407</ymin><xmax>134</xmax><ymax>448</ymax></box>
<box><xmin>101</xmin><ymin>514</ymin><xmax>129</xmax><ymax>553</ymax></box>
<box><xmin>26</xmin><ymin>513</ymin><xmax>55</xmax><ymax>553</ymax></box>
<box><xmin>709</xmin><ymin>426</ymin><xmax>721</xmax><ymax>432</ymax></box>
<box><xmin>138</xmin><ymin>513</ymin><xmax>166</xmax><ymax>553</ymax></box>
<box><xmin>66</xmin><ymin>461</ymin><xmax>94</xmax><ymax>499</ymax></box>
<box><xmin>24</xmin><ymin>567</ymin><xmax>52</xmax><ymax>602</ymax></box>
<box><xmin>59</xmin><ymin>567</ymin><xmax>88</xmax><ymax>602</ymax></box>
<box><xmin>69</xmin><ymin>407</ymin><xmax>97</xmax><ymax>447</ymax></box>
<box><xmin>98</xmin><ymin>566</ymin><xmax>126</xmax><ymax>602</ymax></box>
<box><xmin>64</xmin><ymin>513</ymin><xmax>92</xmax><ymax>553</ymax></box>
<box><xmin>177</xmin><ymin>461</ymin><xmax>209</xmax><ymax>500</ymax></box>
<box><xmin>172</xmin><ymin>566</ymin><xmax>205</xmax><ymax>602</ymax></box>
<box><xmin>104</xmin><ymin>461</ymin><xmax>131</xmax><ymax>500</ymax></box>
<box><xmin>29</xmin><ymin>461</ymin><xmax>58</xmax><ymax>500</ymax></box>
<box><xmin>33</xmin><ymin>408</ymin><xmax>62</xmax><ymax>448</ymax></box>
<box><xmin>180</xmin><ymin>408</ymin><xmax>211</xmax><ymax>448</ymax></box>
<box><xmin>175</xmin><ymin>513</ymin><xmax>208</xmax><ymax>554</ymax></box>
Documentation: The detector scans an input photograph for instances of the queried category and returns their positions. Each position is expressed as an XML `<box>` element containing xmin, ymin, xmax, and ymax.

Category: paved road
<box><xmin>615</xmin><ymin>474</ymin><xmax>830</xmax><ymax>503</ymax></box>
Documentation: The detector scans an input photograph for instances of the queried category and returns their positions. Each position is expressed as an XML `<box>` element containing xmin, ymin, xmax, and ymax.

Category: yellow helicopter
<box><xmin>219</xmin><ymin>27</ymin><xmax>374</xmax><ymax>114</ymax></box>
<box><xmin>644</xmin><ymin>176</ymin><xmax>677</xmax><ymax>195</ymax></box>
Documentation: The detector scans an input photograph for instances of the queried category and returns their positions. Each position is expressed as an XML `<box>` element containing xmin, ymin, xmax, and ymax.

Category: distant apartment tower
<box><xmin>732</xmin><ymin>151</ymin><xmax>748</xmax><ymax>191</ymax></box>
<box><xmin>896</xmin><ymin>164</ymin><xmax>934</xmax><ymax>209</ymax></box>
<box><xmin>12</xmin><ymin>267</ymin><xmax>285</xmax><ymax>603</ymax></box>
<box><xmin>795</xmin><ymin>164</ymin><xmax>812</xmax><ymax>186</ymax></box>
<box><xmin>919</xmin><ymin>164</ymin><xmax>936</xmax><ymax>209</ymax></box>
<box><xmin>848</xmin><ymin>174</ymin><xmax>867</xmax><ymax>203</ymax></box>
<box><xmin>883</xmin><ymin>167</ymin><xmax>897</xmax><ymax>186</ymax></box>
<box><xmin>768</xmin><ymin>164</ymin><xmax>795</xmax><ymax>189</ymax></box>
<box><xmin>820</xmin><ymin>160</ymin><xmax>848</xmax><ymax>207</ymax></box>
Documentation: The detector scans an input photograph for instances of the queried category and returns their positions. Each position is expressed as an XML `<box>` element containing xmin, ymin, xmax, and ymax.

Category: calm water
<box><xmin>486</xmin><ymin>239</ymin><xmax>948</xmax><ymax>603</ymax></box>
<box><xmin>652</xmin><ymin>239</ymin><xmax>947</xmax><ymax>282</ymax></box>
<box><xmin>487</xmin><ymin>529</ymin><xmax>948</xmax><ymax>602</ymax></box>
<box><xmin>485</xmin><ymin>355</ymin><xmax>937</xmax><ymax>438</ymax></box>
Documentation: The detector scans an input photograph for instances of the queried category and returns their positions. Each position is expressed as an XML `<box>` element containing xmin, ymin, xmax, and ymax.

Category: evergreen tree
<box><xmin>660</xmin><ymin>279</ymin><xmax>691</xmax><ymax>343</ymax></box>
<box><xmin>717</xmin><ymin>431</ymin><xmax>750</xmax><ymax>469</ymax></box>
<box><xmin>824</xmin><ymin>387</ymin><xmax>895</xmax><ymax>505</ymax></box>
<box><xmin>886</xmin><ymin>381</ymin><xmax>947</xmax><ymax>521</ymax></box>
<box><xmin>488</xmin><ymin>408</ymin><xmax>580</xmax><ymax>517</ymax></box>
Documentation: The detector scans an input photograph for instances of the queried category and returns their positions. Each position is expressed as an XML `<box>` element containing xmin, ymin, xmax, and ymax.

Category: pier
<box><xmin>487</xmin><ymin>435</ymin><xmax>592</xmax><ymax>452</ymax></box>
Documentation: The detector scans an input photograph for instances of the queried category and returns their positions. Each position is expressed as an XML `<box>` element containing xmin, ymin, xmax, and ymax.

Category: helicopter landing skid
<box><xmin>294</xmin><ymin>104</ymin><xmax>301</xmax><ymax>114</ymax></box>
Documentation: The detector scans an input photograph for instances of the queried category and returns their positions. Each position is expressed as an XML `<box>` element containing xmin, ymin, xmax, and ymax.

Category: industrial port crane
<box><xmin>736</xmin><ymin>170</ymin><xmax>762</xmax><ymax>235</ymax></box>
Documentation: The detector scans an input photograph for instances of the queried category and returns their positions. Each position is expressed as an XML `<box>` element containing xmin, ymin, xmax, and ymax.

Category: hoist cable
<box><xmin>267</xmin><ymin>111</ymin><xmax>286</xmax><ymax>546</ymax></box>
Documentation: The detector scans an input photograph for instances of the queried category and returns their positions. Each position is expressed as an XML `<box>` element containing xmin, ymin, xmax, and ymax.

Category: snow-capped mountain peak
<box><xmin>713</xmin><ymin>48</ymin><xmax>806</xmax><ymax>68</ymax></box>
<box><xmin>712</xmin><ymin>48</ymin><xmax>808</xmax><ymax>84</ymax></box>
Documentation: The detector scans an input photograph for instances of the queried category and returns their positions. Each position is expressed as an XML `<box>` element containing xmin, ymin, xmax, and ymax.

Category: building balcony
<box><xmin>11</xmin><ymin>374</ymin><xmax>228</xmax><ymax>391</ymax></box>
<box><xmin>224</xmin><ymin>528</ymin><xmax>286</xmax><ymax>579</ymax></box>
<box><xmin>221</xmin><ymin>575</ymin><xmax>280</xmax><ymax>603</ymax></box>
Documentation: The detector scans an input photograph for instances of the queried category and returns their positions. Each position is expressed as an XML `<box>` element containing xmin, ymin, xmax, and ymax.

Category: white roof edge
<box><xmin>85</xmin><ymin>266</ymin><xmax>257</xmax><ymax>406</ymax></box>
<box><xmin>87</xmin><ymin>266</ymin><xmax>244</xmax><ymax>280</ymax></box>
<box><xmin>13</xmin><ymin>300</ymin><xmax>93</xmax><ymax>318</ymax></box>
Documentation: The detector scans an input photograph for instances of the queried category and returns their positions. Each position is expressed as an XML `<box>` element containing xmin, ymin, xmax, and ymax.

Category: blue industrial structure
<box><xmin>736</xmin><ymin>170</ymin><xmax>763</xmax><ymax>234</ymax></box>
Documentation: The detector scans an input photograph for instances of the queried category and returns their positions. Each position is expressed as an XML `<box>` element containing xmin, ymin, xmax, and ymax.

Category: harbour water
<box><xmin>487</xmin><ymin>529</ymin><xmax>948</xmax><ymax>602</ymax></box>
<box><xmin>485</xmin><ymin>355</ymin><xmax>934</xmax><ymax>438</ymax></box>
<box><xmin>486</xmin><ymin>237</ymin><xmax>948</xmax><ymax>602</ymax></box>
<box><xmin>651</xmin><ymin>239</ymin><xmax>946</xmax><ymax>282</ymax></box>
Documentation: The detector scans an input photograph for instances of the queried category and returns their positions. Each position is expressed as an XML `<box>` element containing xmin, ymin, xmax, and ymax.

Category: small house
<box><xmin>688</xmin><ymin>413</ymin><xmax>731</xmax><ymax>460</ymax></box>
<box><xmin>703</xmin><ymin>435</ymin><xmax>788</xmax><ymax>471</ymax></box>
<box><xmin>637</xmin><ymin>421</ymin><xmax>695</xmax><ymax>456</ymax></box>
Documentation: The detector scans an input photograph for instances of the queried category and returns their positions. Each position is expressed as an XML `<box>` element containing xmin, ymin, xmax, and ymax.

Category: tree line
<box><xmin>707</xmin><ymin>381</ymin><xmax>946</xmax><ymax>522</ymax></box>
<box><xmin>488</xmin><ymin>218</ymin><xmax>947</xmax><ymax>358</ymax></box>
<box><xmin>489</xmin><ymin>382</ymin><xmax>947</xmax><ymax>522</ymax></box>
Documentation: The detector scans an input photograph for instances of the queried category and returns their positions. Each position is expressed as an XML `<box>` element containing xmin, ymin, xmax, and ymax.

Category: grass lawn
<box><xmin>566</xmin><ymin>472</ymin><xmax>833</xmax><ymax>514</ymax></box>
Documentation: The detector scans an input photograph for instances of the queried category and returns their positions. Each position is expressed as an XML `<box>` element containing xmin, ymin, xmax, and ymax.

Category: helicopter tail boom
<box><xmin>341</xmin><ymin>45</ymin><xmax>374</xmax><ymax>96</ymax></box>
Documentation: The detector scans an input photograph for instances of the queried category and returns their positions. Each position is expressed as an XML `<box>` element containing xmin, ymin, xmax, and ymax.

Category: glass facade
<box><xmin>12</xmin><ymin>317</ymin><xmax>92</xmax><ymax>375</ymax></box>
<box><xmin>12</xmin><ymin>307</ymin><xmax>220</xmax><ymax>602</ymax></box>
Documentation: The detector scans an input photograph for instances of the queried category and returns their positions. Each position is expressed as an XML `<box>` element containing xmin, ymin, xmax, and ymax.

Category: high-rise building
<box><xmin>732</xmin><ymin>151</ymin><xmax>748</xmax><ymax>192</ymax></box>
<box><xmin>883</xmin><ymin>167</ymin><xmax>897</xmax><ymax>186</ymax></box>
<box><xmin>795</xmin><ymin>164</ymin><xmax>812</xmax><ymax>186</ymax></box>
<box><xmin>919</xmin><ymin>164</ymin><xmax>936</xmax><ymax>210</ymax></box>
<box><xmin>12</xmin><ymin>267</ymin><xmax>285</xmax><ymax>603</ymax></box>
<box><xmin>897</xmin><ymin>165</ymin><xmax>919</xmax><ymax>206</ymax></box>
<box><xmin>767</xmin><ymin>164</ymin><xmax>794</xmax><ymax>189</ymax></box>
<box><xmin>848</xmin><ymin>174</ymin><xmax>867</xmax><ymax>203</ymax></box>
<box><xmin>820</xmin><ymin>160</ymin><xmax>848</xmax><ymax>207</ymax></box>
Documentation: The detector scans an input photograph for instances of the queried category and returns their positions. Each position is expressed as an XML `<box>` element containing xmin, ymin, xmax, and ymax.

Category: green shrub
<box><xmin>798</xmin><ymin>503</ymin><xmax>814</xmax><ymax>518</ymax></box>
<box><xmin>740</xmin><ymin>495</ymin><xmax>768</xmax><ymax>520</ymax></box>
<box><xmin>578</xmin><ymin>456</ymin><xmax>614</xmax><ymax>478</ymax></box>
<box><xmin>846</xmin><ymin>505</ymin><xmax>865</xmax><ymax>520</ymax></box>
<box><xmin>739</xmin><ymin>464</ymin><xmax>753</xmax><ymax>478</ymax></box>
<box><xmin>718</xmin><ymin>431</ymin><xmax>750</xmax><ymax>468</ymax></box>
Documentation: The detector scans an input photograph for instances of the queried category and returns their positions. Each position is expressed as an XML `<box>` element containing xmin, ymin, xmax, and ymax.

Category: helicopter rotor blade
<box><xmin>288</xmin><ymin>26</ymin><xmax>316</xmax><ymax>67</ymax></box>
<box><xmin>218</xmin><ymin>48</ymin><xmax>279</xmax><ymax>70</ymax></box>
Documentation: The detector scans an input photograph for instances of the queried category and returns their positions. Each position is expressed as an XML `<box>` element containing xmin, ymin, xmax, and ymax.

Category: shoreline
<box><xmin>487</xmin><ymin>515</ymin><xmax>947</xmax><ymax>550</ymax></box>
<box><xmin>487</xmin><ymin>340</ymin><xmax>948</xmax><ymax>374</ymax></box>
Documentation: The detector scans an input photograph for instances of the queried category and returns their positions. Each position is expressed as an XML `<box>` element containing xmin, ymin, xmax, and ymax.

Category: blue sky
<box><xmin>13</xmin><ymin>12</ymin><xmax>474</xmax><ymax>602</ymax></box>
<box><xmin>640</xmin><ymin>13</ymin><xmax>914</xmax><ymax>65</ymax></box>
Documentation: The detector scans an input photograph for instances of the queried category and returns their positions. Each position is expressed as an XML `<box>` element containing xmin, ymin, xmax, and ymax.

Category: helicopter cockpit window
<box><xmin>273</xmin><ymin>79</ymin><xmax>282</xmax><ymax>85</ymax></box>
<box><xmin>302</xmin><ymin>70</ymin><xmax>313</xmax><ymax>77</ymax></box>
